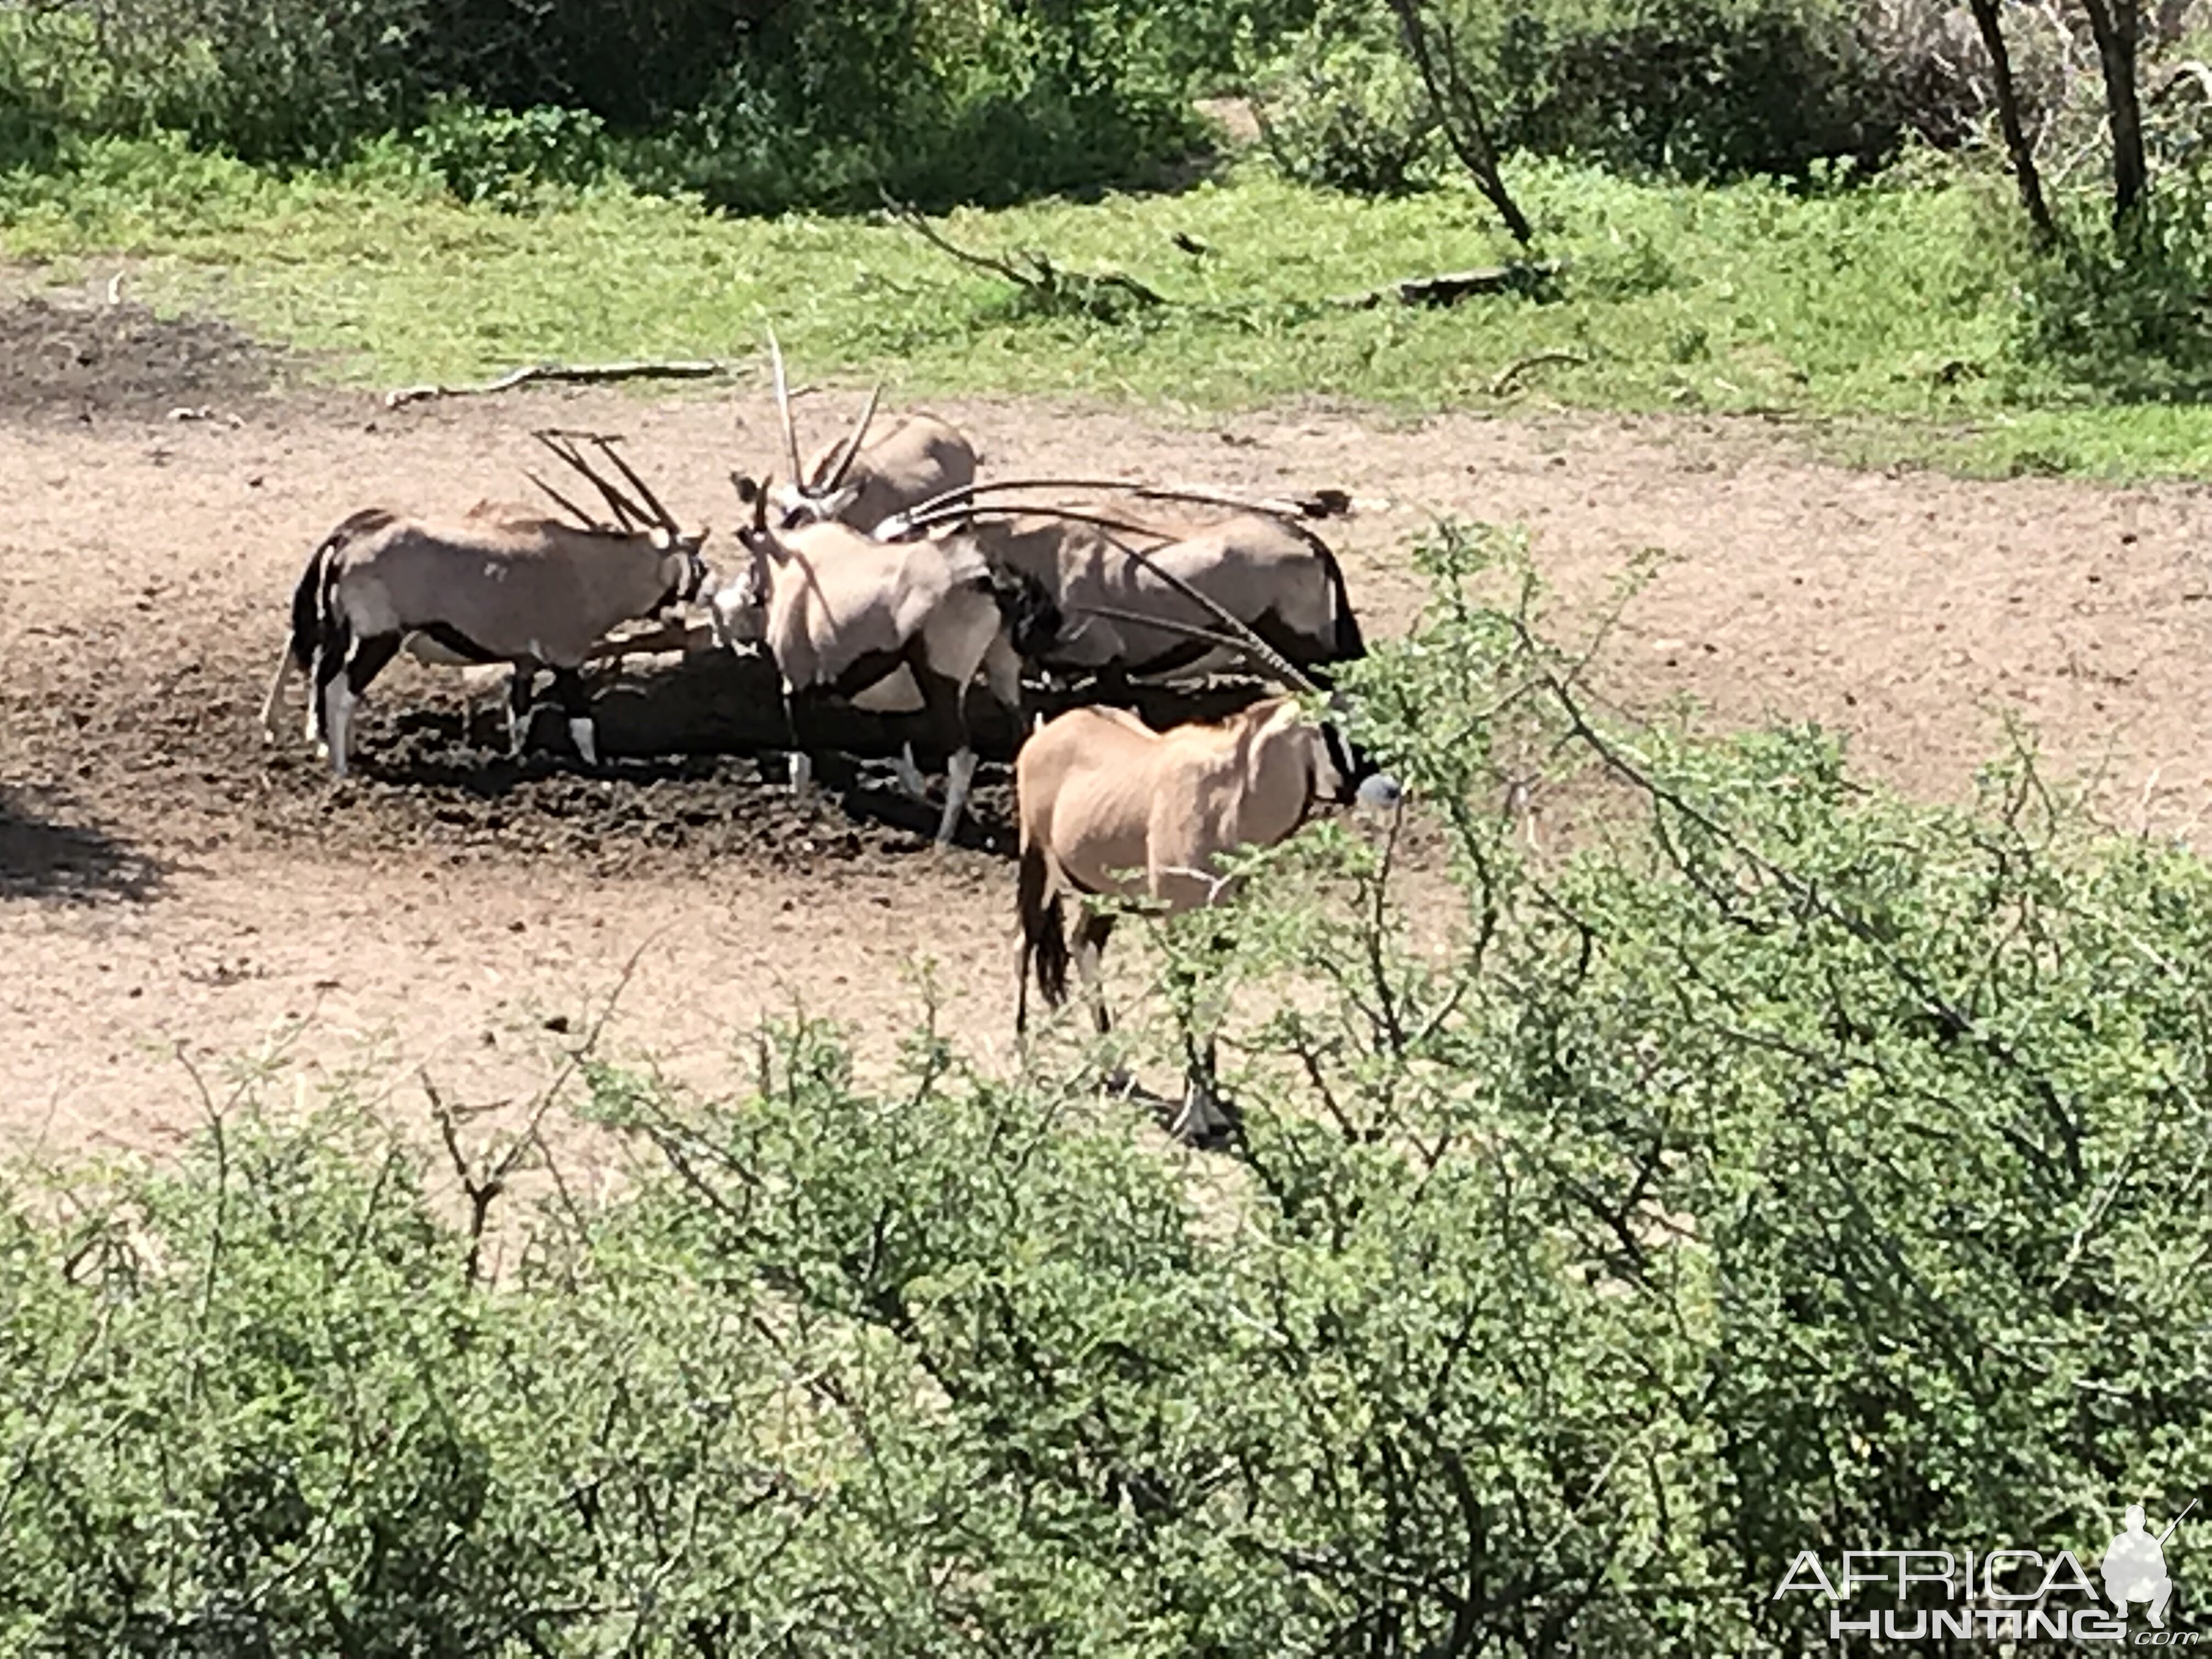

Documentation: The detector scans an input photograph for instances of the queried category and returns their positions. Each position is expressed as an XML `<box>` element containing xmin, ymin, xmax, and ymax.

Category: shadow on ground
<box><xmin>0</xmin><ymin>787</ymin><xmax>165</xmax><ymax>902</ymax></box>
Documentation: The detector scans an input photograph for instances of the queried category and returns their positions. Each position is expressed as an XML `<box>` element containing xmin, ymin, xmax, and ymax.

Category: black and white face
<box><xmin>1314</xmin><ymin>698</ymin><xmax>1403</xmax><ymax>809</ymax></box>
<box><xmin>652</xmin><ymin>530</ymin><xmax>712</xmax><ymax>611</ymax></box>
<box><xmin>708</xmin><ymin>536</ymin><xmax>775</xmax><ymax>648</ymax></box>
<box><xmin>768</xmin><ymin>478</ymin><xmax>860</xmax><ymax>529</ymax></box>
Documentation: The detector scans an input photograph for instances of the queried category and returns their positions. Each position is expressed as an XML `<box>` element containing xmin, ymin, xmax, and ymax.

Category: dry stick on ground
<box><xmin>385</xmin><ymin>359</ymin><xmax>739</xmax><ymax>409</ymax></box>
<box><xmin>882</xmin><ymin>182</ymin><xmax>1544</xmax><ymax>317</ymax></box>
<box><xmin>878</xmin><ymin>187</ymin><xmax>1167</xmax><ymax>310</ymax></box>
<box><xmin>1489</xmin><ymin>350</ymin><xmax>1590</xmax><ymax>397</ymax></box>
<box><xmin>1335</xmin><ymin>262</ymin><xmax>1566</xmax><ymax>309</ymax></box>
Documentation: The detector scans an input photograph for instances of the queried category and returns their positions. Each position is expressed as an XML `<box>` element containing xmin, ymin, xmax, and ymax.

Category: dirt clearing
<box><xmin>4</xmin><ymin>296</ymin><xmax>2211</xmax><ymax>1152</ymax></box>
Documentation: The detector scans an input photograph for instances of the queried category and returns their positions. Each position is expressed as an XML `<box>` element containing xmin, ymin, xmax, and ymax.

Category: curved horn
<box><xmin>765</xmin><ymin>329</ymin><xmax>804</xmax><ymax>492</ymax></box>
<box><xmin>819</xmin><ymin>382</ymin><xmax>883</xmax><ymax>493</ymax></box>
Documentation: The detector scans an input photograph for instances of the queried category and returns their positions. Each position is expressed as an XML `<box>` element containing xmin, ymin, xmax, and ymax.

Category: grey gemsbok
<box><xmin>758</xmin><ymin>331</ymin><xmax>977</xmax><ymax>532</ymax></box>
<box><xmin>880</xmin><ymin>478</ymin><xmax>1365</xmax><ymax>692</ymax></box>
<box><xmin>261</xmin><ymin>432</ymin><xmax>710</xmax><ymax>777</ymax></box>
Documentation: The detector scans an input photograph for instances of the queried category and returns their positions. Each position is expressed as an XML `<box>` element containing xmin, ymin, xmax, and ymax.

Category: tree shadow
<box><xmin>0</xmin><ymin>787</ymin><xmax>165</xmax><ymax>904</ymax></box>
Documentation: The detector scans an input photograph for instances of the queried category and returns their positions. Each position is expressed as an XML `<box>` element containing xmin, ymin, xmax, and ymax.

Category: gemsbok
<box><xmin>758</xmin><ymin>332</ymin><xmax>977</xmax><ymax>532</ymax></box>
<box><xmin>1012</xmin><ymin>549</ymin><xmax>1400</xmax><ymax>1146</ymax></box>
<box><xmin>261</xmin><ymin>432</ymin><xmax>710</xmax><ymax>777</ymax></box>
<box><xmin>713</xmin><ymin>469</ymin><xmax>1048</xmax><ymax>846</ymax></box>
<box><xmin>883</xmin><ymin>479</ymin><xmax>1365</xmax><ymax>692</ymax></box>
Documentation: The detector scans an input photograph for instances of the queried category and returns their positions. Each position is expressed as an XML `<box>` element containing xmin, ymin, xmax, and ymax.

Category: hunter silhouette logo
<box><xmin>1774</xmin><ymin>1493</ymin><xmax>2203</xmax><ymax>1643</ymax></box>
<box><xmin>2104</xmin><ymin>1500</ymin><xmax>2194</xmax><ymax>1629</ymax></box>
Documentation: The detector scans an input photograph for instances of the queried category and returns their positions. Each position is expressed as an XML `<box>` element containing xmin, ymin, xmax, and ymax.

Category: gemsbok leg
<box><xmin>506</xmin><ymin>668</ymin><xmax>537</xmax><ymax>759</ymax></box>
<box><xmin>319</xmin><ymin>631</ymin><xmax>400</xmax><ymax>779</ymax></box>
<box><xmin>549</xmin><ymin>666</ymin><xmax>597</xmax><ymax>767</ymax></box>
<box><xmin>906</xmin><ymin>653</ymin><xmax>977</xmax><ymax>847</ymax></box>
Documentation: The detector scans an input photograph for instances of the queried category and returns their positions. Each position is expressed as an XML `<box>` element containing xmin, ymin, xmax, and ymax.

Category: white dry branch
<box><xmin>385</xmin><ymin>358</ymin><xmax>740</xmax><ymax>409</ymax></box>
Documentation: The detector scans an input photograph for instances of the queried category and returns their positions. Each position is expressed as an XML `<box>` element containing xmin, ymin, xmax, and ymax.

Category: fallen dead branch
<box><xmin>1335</xmin><ymin>262</ymin><xmax>1565</xmax><ymax>310</ymax></box>
<box><xmin>1488</xmin><ymin>349</ymin><xmax>1590</xmax><ymax>396</ymax></box>
<box><xmin>386</xmin><ymin>359</ymin><xmax>738</xmax><ymax>409</ymax></box>
<box><xmin>879</xmin><ymin>188</ymin><xmax>1165</xmax><ymax>316</ymax></box>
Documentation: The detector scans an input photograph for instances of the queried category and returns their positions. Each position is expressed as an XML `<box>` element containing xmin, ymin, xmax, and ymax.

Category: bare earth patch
<box><xmin>4</xmin><ymin>295</ymin><xmax>2211</xmax><ymax>1152</ymax></box>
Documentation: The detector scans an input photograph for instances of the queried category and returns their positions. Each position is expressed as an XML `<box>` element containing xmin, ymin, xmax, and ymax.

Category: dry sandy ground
<box><xmin>5</xmin><ymin>298</ymin><xmax>2211</xmax><ymax>1156</ymax></box>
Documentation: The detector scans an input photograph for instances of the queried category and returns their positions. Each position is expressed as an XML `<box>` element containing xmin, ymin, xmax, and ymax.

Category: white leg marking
<box><xmin>1172</xmin><ymin>1071</ymin><xmax>1231</xmax><ymax>1144</ymax></box>
<box><xmin>1076</xmin><ymin>932</ymin><xmax>1107</xmax><ymax>1027</ymax></box>
<box><xmin>789</xmin><ymin>751</ymin><xmax>812</xmax><ymax>797</ymax></box>
<box><xmin>934</xmin><ymin>747</ymin><xmax>978</xmax><ymax>845</ymax></box>
<box><xmin>260</xmin><ymin>648</ymin><xmax>294</xmax><ymax>743</ymax></box>
<box><xmin>324</xmin><ymin>679</ymin><xmax>354</xmax><ymax>780</ymax></box>
<box><xmin>508</xmin><ymin>702</ymin><xmax>530</xmax><ymax>758</ymax></box>
<box><xmin>568</xmin><ymin>716</ymin><xmax>599</xmax><ymax>768</ymax></box>
<box><xmin>894</xmin><ymin>742</ymin><xmax>928</xmax><ymax>802</ymax></box>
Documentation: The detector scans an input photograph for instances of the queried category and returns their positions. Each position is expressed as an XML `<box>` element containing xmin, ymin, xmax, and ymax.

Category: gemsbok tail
<box><xmin>1016</xmin><ymin>837</ymin><xmax>1070</xmax><ymax>1035</ymax></box>
<box><xmin>261</xmin><ymin>507</ymin><xmax>396</xmax><ymax>742</ymax></box>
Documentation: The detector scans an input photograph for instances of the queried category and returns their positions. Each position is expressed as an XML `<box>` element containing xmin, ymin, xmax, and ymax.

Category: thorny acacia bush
<box><xmin>5</xmin><ymin>522</ymin><xmax>2212</xmax><ymax>1655</ymax></box>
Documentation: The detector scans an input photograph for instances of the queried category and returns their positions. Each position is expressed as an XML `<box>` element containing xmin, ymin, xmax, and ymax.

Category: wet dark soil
<box><xmin>0</xmin><ymin>295</ymin><xmax>291</xmax><ymax>420</ymax></box>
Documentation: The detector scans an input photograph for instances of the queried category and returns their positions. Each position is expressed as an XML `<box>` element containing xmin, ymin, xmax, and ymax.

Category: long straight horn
<box><xmin>1132</xmin><ymin>483</ymin><xmax>1329</xmax><ymax>521</ymax></box>
<box><xmin>524</xmin><ymin>469</ymin><xmax>600</xmax><ymax>529</ymax></box>
<box><xmin>1066</xmin><ymin>604</ymin><xmax>1263</xmax><ymax>662</ymax></box>
<box><xmin>1095</xmin><ymin>528</ymin><xmax>1319</xmax><ymax>695</ymax></box>
<box><xmin>765</xmin><ymin>328</ymin><xmax>804</xmax><ymax>492</ymax></box>
<box><xmin>586</xmin><ymin>435</ymin><xmax>680</xmax><ymax>535</ymax></box>
<box><xmin>952</xmin><ymin>501</ymin><xmax>1318</xmax><ymax>693</ymax></box>
<box><xmin>534</xmin><ymin>430</ymin><xmax>647</xmax><ymax>531</ymax></box>
<box><xmin>819</xmin><ymin>382</ymin><xmax>883</xmax><ymax>492</ymax></box>
<box><xmin>887</xmin><ymin>475</ymin><xmax>1150</xmax><ymax>536</ymax></box>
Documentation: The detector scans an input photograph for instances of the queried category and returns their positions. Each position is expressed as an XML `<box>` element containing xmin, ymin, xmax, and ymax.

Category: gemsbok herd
<box><xmin>261</xmin><ymin>337</ymin><xmax>1401</xmax><ymax>1144</ymax></box>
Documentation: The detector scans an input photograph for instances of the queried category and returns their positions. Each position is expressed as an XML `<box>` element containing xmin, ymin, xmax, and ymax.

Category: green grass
<box><xmin>7</xmin><ymin>134</ymin><xmax>2212</xmax><ymax>478</ymax></box>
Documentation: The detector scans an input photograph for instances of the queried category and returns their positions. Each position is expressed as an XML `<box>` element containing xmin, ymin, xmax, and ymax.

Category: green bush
<box><xmin>1246</xmin><ymin>0</ymin><xmax>1923</xmax><ymax>191</ymax></box>
<box><xmin>412</xmin><ymin>99</ymin><xmax>611</xmax><ymax>210</ymax></box>
<box><xmin>0</xmin><ymin>0</ymin><xmax>1227</xmax><ymax>208</ymax></box>
<box><xmin>1249</xmin><ymin>0</ymin><xmax>1436</xmax><ymax>194</ymax></box>
<box><xmin>6</xmin><ymin>526</ymin><xmax>2212</xmax><ymax>1652</ymax></box>
<box><xmin>1482</xmin><ymin>0</ymin><xmax>1904</xmax><ymax>181</ymax></box>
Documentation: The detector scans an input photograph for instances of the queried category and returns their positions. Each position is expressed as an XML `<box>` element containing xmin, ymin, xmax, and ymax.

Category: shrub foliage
<box><xmin>3</xmin><ymin>527</ymin><xmax>2210</xmax><ymax>1654</ymax></box>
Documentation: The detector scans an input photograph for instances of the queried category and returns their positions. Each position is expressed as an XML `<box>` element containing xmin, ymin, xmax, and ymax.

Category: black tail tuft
<box><xmin>287</xmin><ymin>549</ymin><xmax>323</xmax><ymax>672</ymax></box>
<box><xmin>290</xmin><ymin>506</ymin><xmax>393</xmax><ymax>669</ymax></box>
<box><xmin>1017</xmin><ymin>838</ymin><xmax>1069</xmax><ymax>1033</ymax></box>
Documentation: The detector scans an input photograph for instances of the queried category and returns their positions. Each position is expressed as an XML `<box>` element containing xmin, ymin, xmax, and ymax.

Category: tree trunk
<box><xmin>2080</xmin><ymin>0</ymin><xmax>2149</xmax><ymax>229</ymax></box>
<box><xmin>1967</xmin><ymin>0</ymin><xmax>2056</xmax><ymax>245</ymax></box>
<box><xmin>1383</xmin><ymin>0</ymin><xmax>1534</xmax><ymax>245</ymax></box>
